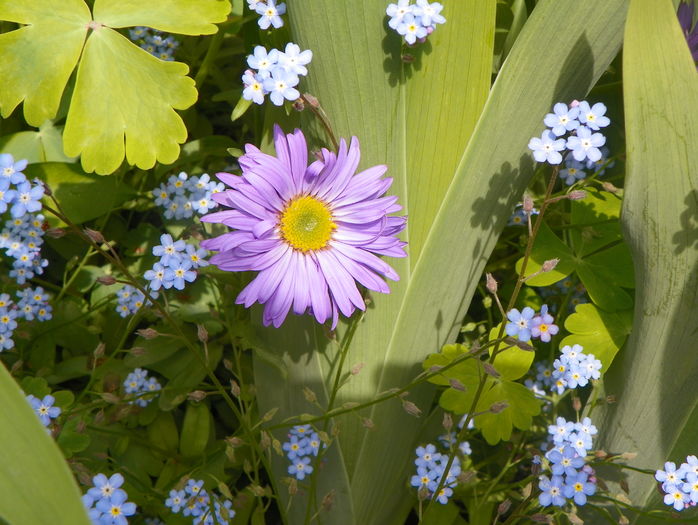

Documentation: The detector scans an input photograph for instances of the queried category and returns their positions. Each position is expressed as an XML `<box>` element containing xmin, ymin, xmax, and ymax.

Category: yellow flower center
<box><xmin>280</xmin><ymin>196</ymin><xmax>336</xmax><ymax>252</ymax></box>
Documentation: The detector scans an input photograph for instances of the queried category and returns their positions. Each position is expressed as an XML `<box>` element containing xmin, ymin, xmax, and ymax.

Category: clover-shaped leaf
<box><xmin>488</xmin><ymin>325</ymin><xmax>534</xmax><ymax>381</ymax></box>
<box><xmin>0</xmin><ymin>0</ymin><xmax>231</xmax><ymax>174</ymax></box>
<box><xmin>559</xmin><ymin>303</ymin><xmax>633</xmax><ymax>371</ymax></box>
<box><xmin>517</xmin><ymin>190</ymin><xmax>635</xmax><ymax>311</ymax></box>
<box><xmin>0</xmin><ymin>0</ymin><xmax>90</xmax><ymax>126</ymax></box>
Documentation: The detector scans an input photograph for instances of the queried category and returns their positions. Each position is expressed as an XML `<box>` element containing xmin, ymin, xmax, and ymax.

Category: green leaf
<box><xmin>0</xmin><ymin>363</ymin><xmax>90</xmax><ymax>524</ymax></box>
<box><xmin>0</xmin><ymin>0</ymin><xmax>90</xmax><ymax>126</ymax></box>
<box><xmin>515</xmin><ymin>222</ymin><xmax>575</xmax><ymax>286</ymax></box>
<box><xmin>148</xmin><ymin>412</ymin><xmax>179</xmax><ymax>454</ymax></box>
<box><xmin>63</xmin><ymin>28</ymin><xmax>196</xmax><ymax>174</ymax></box>
<box><xmin>559</xmin><ymin>303</ymin><xmax>632</xmax><ymax>371</ymax></box>
<box><xmin>0</xmin><ymin>121</ymin><xmax>75</xmax><ymax>163</ymax></box>
<box><xmin>473</xmin><ymin>380</ymin><xmax>540</xmax><ymax>444</ymax></box>
<box><xmin>24</xmin><ymin>162</ymin><xmax>134</xmax><ymax>225</ymax></box>
<box><xmin>594</xmin><ymin>0</ymin><xmax>698</xmax><ymax>518</ymax></box>
<box><xmin>231</xmin><ymin>96</ymin><xmax>253</xmax><ymax>122</ymax></box>
<box><xmin>57</xmin><ymin>417</ymin><xmax>91</xmax><ymax>458</ymax></box>
<box><xmin>488</xmin><ymin>325</ymin><xmax>534</xmax><ymax>381</ymax></box>
<box><xmin>92</xmin><ymin>0</ymin><xmax>230</xmax><ymax>34</ymax></box>
<box><xmin>179</xmin><ymin>402</ymin><xmax>211</xmax><ymax>458</ymax></box>
<box><xmin>423</xmin><ymin>344</ymin><xmax>476</xmax><ymax>386</ymax></box>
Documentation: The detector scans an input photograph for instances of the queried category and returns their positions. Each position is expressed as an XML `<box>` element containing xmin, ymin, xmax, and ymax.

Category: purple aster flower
<box><xmin>505</xmin><ymin>306</ymin><xmax>535</xmax><ymax>342</ymax></box>
<box><xmin>201</xmin><ymin>125</ymin><xmax>406</xmax><ymax>328</ymax></box>
<box><xmin>530</xmin><ymin>304</ymin><xmax>559</xmax><ymax>342</ymax></box>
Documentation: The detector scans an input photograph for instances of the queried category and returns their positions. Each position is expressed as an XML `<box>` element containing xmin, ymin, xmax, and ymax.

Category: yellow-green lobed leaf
<box><xmin>92</xmin><ymin>0</ymin><xmax>230</xmax><ymax>35</ymax></box>
<box><xmin>0</xmin><ymin>0</ymin><xmax>90</xmax><ymax>126</ymax></box>
<box><xmin>63</xmin><ymin>27</ymin><xmax>196</xmax><ymax>174</ymax></box>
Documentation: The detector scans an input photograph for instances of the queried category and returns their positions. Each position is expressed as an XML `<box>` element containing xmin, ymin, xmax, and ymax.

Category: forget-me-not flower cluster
<box><xmin>128</xmin><ymin>26</ymin><xmax>179</xmax><ymax>61</ymax></box>
<box><xmin>283</xmin><ymin>424</ymin><xmax>322</xmax><ymax>481</ymax></box>
<box><xmin>528</xmin><ymin>101</ymin><xmax>611</xmax><ymax>166</ymax></box>
<box><xmin>505</xmin><ymin>304</ymin><xmax>559</xmax><ymax>344</ymax></box>
<box><xmin>550</xmin><ymin>344</ymin><xmax>602</xmax><ymax>394</ymax></box>
<box><xmin>655</xmin><ymin>455</ymin><xmax>698</xmax><ymax>511</ymax></box>
<box><xmin>25</xmin><ymin>393</ymin><xmax>61</xmax><ymax>427</ymax></box>
<box><xmin>386</xmin><ymin>0</ymin><xmax>446</xmax><ymax>45</ymax></box>
<box><xmin>143</xmin><ymin>234</ymin><xmax>208</xmax><ymax>293</ymax></box>
<box><xmin>165</xmin><ymin>479</ymin><xmax>235</xmax><ymax>524</ymax></box>
<box><xmin>83</xmin><ymin>473</ymin><xmax>137</xmax><ymax>525</ymax></box>
<box><xmin>152</xmin><ymin>172</ymin><xmax>223</xmax><ymax>221</ymax></box>
<box><xmin>560</xmin><ymin>146</ymin><xmax>614</xmax><ymax>186</ymax></box>
<box><xmin>410</xmin><ymin>442</ymin><xmax>462</xmax><ymax>504</ymax></box>
<box><xmin>242</xmin><ymin>43</ymin><xmax>313</xmax><ymax>106</ymax></box>
<box><xmin>538</xmin><ymin>416</ymin><xmax>598</xmax><ymax>507</ymax></box>
<box><xmin>123</xmin><ymin>368</ymin><xmax>162</xmax><ymax>408</ymax></box>
<box><xmin>248</xmin><ymin>0</ymin><xmax>286</xmax><ymax>30</ymax></box>
<box><xmin>115</xmin><ymin>285</ymin><xmax>154</xmax><ymax>318</ymax></box>
<box><xmin>0</xmin><ymin>287</ymin><xmax>52</xmax><ymax>352</ymax></box>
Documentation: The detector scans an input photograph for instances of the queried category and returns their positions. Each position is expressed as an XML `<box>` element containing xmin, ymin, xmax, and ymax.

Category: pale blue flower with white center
<box><xmin>387</xmin><ymin>0</ymin><xmax>413</xmax><ymax>30</ymax></box>
<box><xmin>181</xmin><ymin>245</ymin><xmax>206</xmax><ymax>270</ymax></box>
<box><xmin>7</xmin><ymin>181</ymin><xmax>44</xmax><ymax>218</ymax></box>
<box><xmin>306</xmin><ymin>432</ymin><xmax>322</xmax><ymax>456</ymax></box>
<box><xmin>0</xmin><ymin>332</ymin><xmax>13</xmax><ymax>351</ymax></box>
<box><xmin>165</xmin><ymin>489</ymin><xmax>186</xmax><ymax>513</ymax></box>
<box><xmin>247</xmin><ymin>0</ymin><xmax>264</xmax><ymax>10</ymax></box>
<box><xmin>256</xmin><ymin>0</ymin><xmax>286</xmax><ymax>29</ymax></box>
<box><xmin>560</xmin><ymin>158</ymin><xmax>587</xmax><ymax>186</ymax></box>
<box><xmin>170</xmin><ymin>259</ymin><xmax>196</xmax><ymax>290</ymax></box>
<box><xmin>415</xmin><ymin>444</ymin><xmax>440</xmax><ymax>468</ymax></box>
<box><xmin>411</xmin><ymin>465</ymin><xmax>437</xmax><ymax>489</ymax></box>
<box><xmin>548</xmin><ymin>417</ymin><xmax>575</xmax><ymax>445</ymax></box>
<box><xmin>577</xmin><ymin>101</ymin><xmax>610</xmax><ymax>130</ymax></box>
<box><xmin>397</xmin><ymin>13</ymin><xmax>428</xmax><ymax>45</ymax></box>
<box><xmin>153</xmin><ymin>234</ymin><xmax>186</xmax><ymax>267</ymax></box>
<box><xmin>144</xmin><ymin>262</ymin><xmax>174</xmax><ymax>291</ymax></box>
<box><xmin>289</xmin><ymin>456</ymin><xmax>313</xmax><ymax>480</ymax></box>
<box><xmin>153</xmin><ymin>183</ymin><xmax>171</xmax><ymax>207</ymax></box>
<box><xmin>528</xmin><ymin>130</ymin><xmax>566</xmax><ymax>165</ymax></box>
<box><xmin>548</xmin><ymin>446</ymin><xmax>585</xmax><ymax>477</ymax></box>
<box><xmin>123</xmin><ymin>369</ymin><xmax>144</xmax><ymax>394</ymax></box>
<box><xmin>539</xmin><ymin>475</ymin><xmax>565</xmax><ymax>507</ymax></box>
<box><xmin>580</xmin><ymin>353</ymin><xmax>602</xmax><ymax>380</ymax></box>
<box><xmin>0</xmin><ymin>153</ymin><xmax>28</xmax><ymax>184</ymax></box>
<box><xmin>192</xmin><ymin>193</ymin><xmax>216</xmax><ymax>214</ymax></box>
<box><xmin>563</xmin><ymin>471</ymin><xmax>596</xmax><ymax>505</ymax></box>
<box><xmin>530</xmin><ymin>304</ymin><xmax>558</xmax><ymax>342</ymax></box>
<box><xmin>575</xmin><ymin>417</ymin><xmax>598</xmax><ymax>439</ymax></box>
<box><xmin>563</xmin><ymin>364</ymin><xmax>588</xmax><ymax>389</ymax></box>
<box><xmin>263</xmin><ymin>68</ymin><xmax>300</xmax><ymax>106</ymax></box>
<box><xmin>566</xmin><ymin>126</ymin><xmax>606</xmax><ymax>162</ymax></box>
<box><xmin>656</xmin><ymin>461</ymin><xmax>688</xmax><ymax>491</ymax></box>
<box><xmin>505</xmin><ymin>306</ymin><xmax>535</xmax><ymax>342</ymax></box>
<box><xmin>567</xmin><ymin>431</ymin><xmax>591</xmax><ymax>457</ymax></box>
<box><xmin>682</xmin><ymin>455</ymin><xmax>698</xmax><ymax>477</ymax></box>
<box><xmin>290</xmin><ymin>424</ymin><xmax>312</xmax><ymax>437</ymax></box>
<box><xmin>544</xmin><ymin>102</ymin><xmax>580</xmax><ymax>137</ymax></box>
<box><xmin>664</xmin><ymin>485</ymin><xmax>689</xmax><ymax>511</ymax></box>
<box><xmin>0</xmin><ymin>178</ymin><xmax>12</xmax><ymax>214</ymax></box>
<box><xmin>27</xmin><ymin>394</ymin><xmax>61</xmax><ymax>426</ymax></box>
<box><xmin>247</xmin><ymin>46</ymin><xmax>279</xmax><ymax>78</ymax></box>
<box><xmin>242</xmin><ymin>70</ymin><xmax>266</xmax><ymax>105</ymax></box>
<box><xmin>413</xmin><ymin>0</ymin><xmax>446</xmax><ymax>27</ymax></box>
<box><xmin>95</xmin><ymin>490</ymin><xmax>136</xmax><ymax>525</ymax></box>
<box><xmin>87</xmin><ymin>473</ymin><xmax>127</xmax><ymax>503</ymax></box>
<box><xmin>282</xmin><ymin>435</ymin><xmax>309</xmax><ymax>459</ymax></box>
<box><xmin>277</xmin><ymin>43</ymin><xmax>313</xmax><ymax>77</ymax></box>
<box><xmin>0</xmin><ymin>307</ymin><xmax>17</xmax><ymax>333</ymax></box>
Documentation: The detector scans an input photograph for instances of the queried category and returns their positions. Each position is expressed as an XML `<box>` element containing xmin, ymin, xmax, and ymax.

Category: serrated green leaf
<box><xmin>179</xmin><ymin>402</ymin><xmax>211</xmax><ymax>458</ymax></box>
<box><xmin>92</xmin><ymin>0</ymin><xmax>230</xmax><ymax>34</ymax></box>
<box><xmin>0</xmin><ymin>363</ymin><xmax>91</xmax><ymax>525</ymax></box>
<box><xmin>0</xmin><ymin>0</ymin><xmax>89</xmax><ymax>126</ymax></box>
<box><xmin>473</xmin><ymin>380</ymin><xmax>540</xmax><ymax>444</ymax></box>
<box><xmin>594</xmin><ymin>0</ymin><xmax>698</xmax><ymax>519</ymax></box>
<box><xmin>560</xmin><ymin>303</ymin><xmax>632</xmax><ymax>371</ymax></box>
<box><xmin>63</xmin><ymin>28</ymin><xmax>196</xmax><ymax>174</ymax></box>
<box><xmin>24</xmin><ymin>162</ymin><xmax>134</xmax><ymax>225</ymax></box>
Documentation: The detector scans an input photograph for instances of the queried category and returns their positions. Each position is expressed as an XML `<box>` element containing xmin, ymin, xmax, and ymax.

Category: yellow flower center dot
<box><xmin>280</xmin><ymin>196</ymin><xmax>336</xmax><ymax>252</ymax></box>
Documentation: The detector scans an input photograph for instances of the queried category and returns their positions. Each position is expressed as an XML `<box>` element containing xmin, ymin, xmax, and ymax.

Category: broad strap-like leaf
<box><xmin>0</xmin><ymin>363</ymin><xmax>91</xmax><ymax>525</ymax></box>
<box><xmin>595</xmin><ymin>0</ymin><xmax>698</xmax><ymax>519</ymax></box>
<box><xmin>63</xmin><ymin>27</ymin><xmax>196</xmax><ymax>174</ymax></box>
<box><xmin>0</xmin><ymin>0</ymin><xmax>90</xmax><ymax>126</ymax></box>
<box><xmin>92</xmin><ymin>0</ymin><xmax>230</xmax><ymax>35</ymax></box>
